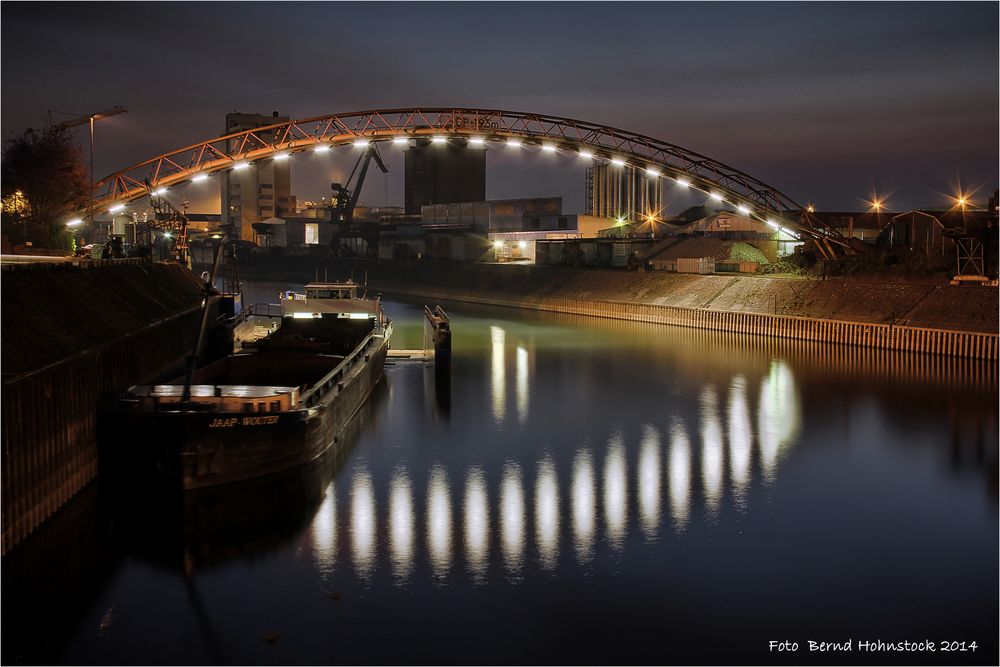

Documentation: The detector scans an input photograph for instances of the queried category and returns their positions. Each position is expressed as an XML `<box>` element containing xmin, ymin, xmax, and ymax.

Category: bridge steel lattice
<box><xmin>88</xmin><ymin>107</ymin><xmax>849</xmax><ymax>254</ymax></box>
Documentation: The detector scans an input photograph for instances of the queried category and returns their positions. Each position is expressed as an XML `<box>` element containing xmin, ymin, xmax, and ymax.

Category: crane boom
<box><xmin>48</xmin><ymin>106</ymin><xmax>127</xmax><ymax>131</ymax></box>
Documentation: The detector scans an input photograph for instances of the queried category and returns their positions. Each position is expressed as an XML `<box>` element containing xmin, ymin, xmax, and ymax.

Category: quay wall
<box><xmin>1</xmin><ymin>260</ymin><xmax>210</xmax><ymax>553</ymax></box>
<box><xmin>222</xmin><ymin>254</ymin><xmax>998</xmax><ymax>360</ymax></box>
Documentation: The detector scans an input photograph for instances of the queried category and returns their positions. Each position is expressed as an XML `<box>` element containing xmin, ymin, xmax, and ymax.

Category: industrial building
<box><xmin>221</xmin><ymin>111</ymin><xmax>294</xmax><ymax>242</ymax></box>
<box><xmin>585</xmin><ymin>163</ymin><xmax>663</xmax><ymax>222</ymax></box>
<box><xmin>404</xmin><ymin>138</ymin><xmax>486</xmax><ymax>214</ymax></box>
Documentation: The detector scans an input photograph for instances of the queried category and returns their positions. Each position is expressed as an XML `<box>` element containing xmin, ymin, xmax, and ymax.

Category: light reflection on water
<box><xmin>499</xmin><ymin>461</ymin><xmax>525</xmax><ymax>578</ymax></box>
<box><xmin>311</xmin><ymin>483</ymin><xmax>336</xmax><ymax>578</ymax></box>
<box><xmin>668</xmin><ymin>421</ymin><xmax>692</xmax><ymax>531</ymax></box>
<box><xmin>700</xmin><ymin>386</ymin><xmax>725</xmax><ymax>516</ymax></box>
<box><xmin>464</xmin><ymin>466</ymin><xmax>490</xmax><ymax>582</ymax></box>
<box><xmin>637</xmin><ymin>424</ymin><xmax>662</xmax><ymax>541</ymax></box>
<box><xmin>308</xmin><ymin>360</ymin><xmax>814</xmax><ymax>584</ymax></box>
<box><xmin>388</xmin><ymin>466</ymin><xmax>415</xmax><ymax>583</ymax></box>
<box><xmin>349</xmin><ymin>465</ymin><xmax>376</xmax><ymax>580</ymax></box>
<box><xmin>534</xmin><ymin>454</ymin><xmax>560</xmax><ymax>571</ymax></box>
<box><xmin>603</xmin><ymin>434</ymin><xmax>628</xmax><ymax>551</ymax></box>
<box><xmin>515</xmin><ymin>345</ymin><xmax>530</xmax><ymax>425</ymax></box>
<box><xmin>758</xmin><ymin>360</ymin><xmax>801</xmax><ymax>485</ymax></box>
<box><xmin>571</xmin><ymin>447</ymin><xmax>596</xmax><ymax>564</ymax></box>
<box><xmin>728</xmin><ymin>375</ymin><xmax>753</xmax><ymax>508</ymax></box>
<box><xmin>426</xmin><ymin>464</ymin><xmax>452</xmax><ymax>581</ymax></box>
<box><xmin>490</xmin><ymin>325</ymin><xmax>506</xmax><ymax>424</ymax></box>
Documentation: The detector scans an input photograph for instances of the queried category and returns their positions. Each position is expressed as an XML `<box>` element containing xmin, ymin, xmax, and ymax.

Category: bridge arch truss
<box><xmin>90</xmin><ymin>107</ymin><xmax>847</xmax><ymax>251</ymax></box>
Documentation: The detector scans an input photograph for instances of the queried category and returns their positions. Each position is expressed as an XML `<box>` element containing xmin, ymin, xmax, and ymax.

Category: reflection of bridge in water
<box><xmin>309</xmin><ymin>359</ymin><xmax>801</xmax><ymax>584</ymax></box>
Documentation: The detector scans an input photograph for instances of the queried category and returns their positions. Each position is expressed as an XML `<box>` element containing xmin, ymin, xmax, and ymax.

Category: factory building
<box><xmin>585</xmin><ymin>163</ymin><xmax>663</xmax><ymax>222</ymax></box>
<box><xmin>221</xmin><ymin>111</ymin><xmax>294</xmax><ymax>242</ymax></box>
<box><xmin>376</xmin><ymin>197</ymin><xmax>616</xmax><ymax>262</ymax></box>
<box><xmin>404</xmin><ymin>138</ymin><xmax>486</xmax><ymax>214</ymax></box>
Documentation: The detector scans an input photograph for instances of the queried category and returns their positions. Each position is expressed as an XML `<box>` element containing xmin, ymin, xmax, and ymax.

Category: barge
<box><xmin>115</xmin><ymin>281</ymin><xmax>390</xmax><ymax>490</ymax></box>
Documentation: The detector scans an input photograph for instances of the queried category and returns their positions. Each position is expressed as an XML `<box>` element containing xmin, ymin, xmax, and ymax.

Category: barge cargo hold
<box><xmin>114</xmin><ymin>281</ymin><xmax>391</xmax><ymax>490</ymax></box>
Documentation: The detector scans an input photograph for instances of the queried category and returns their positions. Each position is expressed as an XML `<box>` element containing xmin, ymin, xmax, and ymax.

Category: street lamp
<box><xmin>83</xmin><ymin>107</ymin><xmax>127</xmax><ymax>225</ymax></box>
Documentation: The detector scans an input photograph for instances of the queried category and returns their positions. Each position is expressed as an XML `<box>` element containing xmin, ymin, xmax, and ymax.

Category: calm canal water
<box><xmin>3</xmin><ymin>286</ymin><xmax>998</xmax><ymax>665</ymax></box>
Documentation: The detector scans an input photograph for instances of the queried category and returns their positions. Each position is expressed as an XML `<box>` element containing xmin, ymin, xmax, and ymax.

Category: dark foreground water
<box><xmin>3</xmin><ymin>287</ymin><xmax>998</xmax><ymax>665</ymax></box>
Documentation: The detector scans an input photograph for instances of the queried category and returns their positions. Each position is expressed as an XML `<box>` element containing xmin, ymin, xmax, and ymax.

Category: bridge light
<box><xmin>506</xmin><ymin>138</ymin><xmax>522</xmax><ymax>148</ymax></box>
<box><xmin>578</xmin><ymin>150</ymin><xmax>594</xmax><ymax>160</ymax></box>
<box><xmin>542</xmin><ymin>144</ymin><xmax>556</xmax><ymax>153</ymax></box>
<box><xmin>163</xmin><ymin>232</ymin><xmax>173</xmax><ymax>239</ymax></box>
<box><xmin>66</xmin><ymin>218</ymin><xmax>83</xmax><ymax>227</ymax></box>
<box><xmin>610</xmin><ymin>158</ymin><xmax>625</xmax><ymax>167</ymax></box>
<box><xmin>806</xmin><ymin>204</ymin><xmax>815</xmax><ymax>213</ymax></box>
<box><xmin>273</xmin><ymin>152</ymin><xmax>289</xmax><ymax>161</ymax></box>
<box><xmin>432</xmin><ymin>136</ymin><xmax>447</xmax><ymax>144</ymax></box>
<box><xmin>109</xmin><ymin>204</ymin><xmax>126</xmax><ymax>214</ymax></box>
<box><xmin>675</xmin><ymin>178</ymin><xmax>690</xmax><ymax>188</ymax></box>
<box><xmin>645</xmin><ymin>167</ymin><xmax>660</xmax><ymax>177</ymax></box>
<box><xmin>392</xmin><ymin>137</ymin><xmax>408</xmax><ymax>145</ymax></box>
<box><xmin>765</xmin><ymin>219</ymin><xmax>779</xmax><ymax>228</ymax></box>
<box><xmin>737</xmin><ymin>205</ymin><xmax>751</xmax><ymax>216</ymax></box>
<box><xmin>192</xmin><ymin>174</ymin><xmax>209</xmax><ymax>183</ymax></box>
<box><xmin>709</xmin><ymin>192</ymin><xmax>723</xmax><ymax>202</ymax></box>
<box><xmin>233</xmin><ymin>162</ymin><xmax>249</xmax><ymax>171</ymax></box>
<box><xmin>313</xmin><ymin>144</ymin><xmax>331</xmax><ymax>152</ymax></box>
<box><xmin>493</xmin><ymin>240</ymin><xmax>504</xmax><ymax>249</ymax></box>
<box><xmin>353</xmin><ymin>139</ymin><xmax>370</xmax><ymax>148</ymax></box>
<box><xmin>152</xmin><ymin>187</ymin><xmax>167</xmax><ymax>196</ymax></box>
<box><xmin>469</xmin><ymin>137</ymin><xmax>485</xmax><ymax>147</ymax></box>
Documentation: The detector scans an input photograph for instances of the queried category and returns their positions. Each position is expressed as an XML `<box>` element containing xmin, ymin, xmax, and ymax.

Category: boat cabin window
<box><xmin>270</xmin><ymin>400</ymin><xmax>281</xmax><ymax>412</ymax></box>
<box><xmin>306</xmin><ymin>287</ymin><xmax>356</xmax><ymax>299</ymax></box>
<box><xmin>257</xmin><ymin>402</ymin><xmax>266</xmax><ymax>412</ymax></box>
<box><xmin>242</xmin><ymin>403</ymin><xmax>253</xmax><ymax>413</ymax></box>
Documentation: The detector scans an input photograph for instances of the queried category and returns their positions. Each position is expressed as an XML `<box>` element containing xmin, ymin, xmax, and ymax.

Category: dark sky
<box><xmin>2</xmin><ymin>1</ymin><xmax>997</xmax><ymax>213</ymax></box>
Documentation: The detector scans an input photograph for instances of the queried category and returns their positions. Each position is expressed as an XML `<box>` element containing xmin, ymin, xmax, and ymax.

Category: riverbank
<box><xmin>218</xmin><ymin>253</ymin><xmax>998</xmax><ymax>330</ymax></box>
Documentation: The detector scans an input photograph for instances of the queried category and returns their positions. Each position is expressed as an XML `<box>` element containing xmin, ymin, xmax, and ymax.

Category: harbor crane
<box><xmin>329</xmin><ymin>142</ymin><xmax>388</xmax><ymax>256</ymax></box>
<box><xmin>47</xmin><ymin>106</ymin><xmax>127</xmax><ymax>222</ymax></box>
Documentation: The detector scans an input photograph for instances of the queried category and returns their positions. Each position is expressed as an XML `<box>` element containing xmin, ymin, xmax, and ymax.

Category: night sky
<box><xmin>2</xmin><ymin>1</ymin><xmax>997</xmax><ymax>214</ymax></box>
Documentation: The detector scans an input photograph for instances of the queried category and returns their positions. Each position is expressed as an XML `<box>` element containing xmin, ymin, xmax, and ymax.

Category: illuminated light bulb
<box><xmin>610</xmin><ymin>158</ymin><xmax>625</xmax><ymax>167</ymax></box>
<box><xmin>392</xmin><ymin>137</ymin><xmax>408</xmax><ymax>145</ymax></box>
<box><xmin>645</xmin><ymin>167</ymin><xmax>660</xmax><ymax>177</ymax></box>
<box><xmin>676</xmin><ymin>178</ymin><xmax>690</xmax><ymax>188</ymax></box>
<box><xmin>542</xmin><ymin>144</ymin><xmax>557</xmax><ymax>153</ymax></box>
<box><xmin>579</xmin><ymin>150</ymin><xmax>594</xmax><ymax>160</ymax></box>
<box><xmin>313</xmin><ymin>144</ymin><xmax>331</xmax><ymax>152</ymax></box>
<box><xmin>233</xmin><ymin>162</ymin><xmax>249</xmax><ymax>171</ymax></box>
<box><xmin>109</xmin><ymin>204</ymin><xmax>125</xmax><ymax>213</ymax></box>
<box><xmin>192</xmin><ymin>174</ymin><xmax>209</xmax><ymax>183</ymax></box>
<box><xmin>273</xmin><ymin>152</ymin><xmax>289</xmax><ymax>161</ymax></box>
<box><xmin>709</xmin><ymin>192</ymin><xmax>723</xmax><ymax>202</ymax></box>
<box><xmin>432</xmin><ymin>136</ymin><xmax>447</xmax><ymax>144</ymax></box>
<box><xmin>468</xmin><ymin>137</ymin><xmax>485</xmax><ymax>146</ymax></box>
<box><xmin>737</xmin><ymin>205</ymin><xmax>751</xmax><ymax>216</ymax></box>
<box><xmin>506</xmin><ymin>138</ymin><xmax>522</xmax><ymax>148</ymax></box>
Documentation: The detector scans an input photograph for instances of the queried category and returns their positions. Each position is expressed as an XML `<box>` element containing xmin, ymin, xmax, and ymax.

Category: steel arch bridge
<box><xmin>87</xmin><ymin>107</ymin><xmax>850</xmax><ymax>255</ymax></box>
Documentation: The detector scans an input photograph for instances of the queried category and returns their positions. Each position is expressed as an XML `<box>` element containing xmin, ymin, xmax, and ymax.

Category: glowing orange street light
<box><xmin>806</xmin><ymin>204</ymin><xmax>815</xmax><ymax>213</ymax></box>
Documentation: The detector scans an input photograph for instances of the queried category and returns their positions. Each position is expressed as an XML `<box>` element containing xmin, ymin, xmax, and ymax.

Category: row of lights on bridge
<box><xmin>90</xmin><ymin>135</ymin><xmax>982</xmax><ymax>236</ymax></box>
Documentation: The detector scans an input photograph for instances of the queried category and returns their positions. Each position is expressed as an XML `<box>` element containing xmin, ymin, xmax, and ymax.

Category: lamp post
<box><xmin>85</xmin><ymin>107</ymin><xmax>127</xmax><ymax>226</ymax></box>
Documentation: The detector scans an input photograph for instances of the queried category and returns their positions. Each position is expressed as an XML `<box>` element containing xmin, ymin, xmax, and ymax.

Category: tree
<box><xmin>1</xmin><ymin>128</ymin><xmax>88</xmax><ymax>249</ymax></box>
